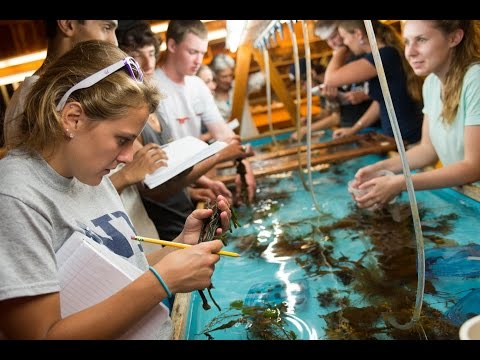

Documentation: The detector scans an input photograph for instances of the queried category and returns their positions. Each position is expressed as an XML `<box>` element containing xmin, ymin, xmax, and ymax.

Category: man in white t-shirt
<box><xmin>156</xmin><ymin>20</ymin><xmax>256</xmax><ymax>203</ymax></box>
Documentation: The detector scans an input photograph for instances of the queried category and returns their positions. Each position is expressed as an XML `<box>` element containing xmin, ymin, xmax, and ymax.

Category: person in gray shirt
<box><xmin>0</xmin><ymin>40</ymin><xmax>231</xmax><ymax>339</ymax></box>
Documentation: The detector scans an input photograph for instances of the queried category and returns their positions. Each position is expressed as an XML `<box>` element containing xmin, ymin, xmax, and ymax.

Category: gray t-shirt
<box><xmin>0</xmin><ymin>149</ymin><xmax>172</xmax><ymax>339</ymax></box>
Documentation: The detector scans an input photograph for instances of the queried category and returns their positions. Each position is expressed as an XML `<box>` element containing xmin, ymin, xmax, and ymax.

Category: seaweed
<box><xmin>234</xmin><ymin>234</ymin><xmax>269</xmax><ymax>258</ymax></box>
<box><xmin>209</xmin><ymin>162</ymin><xmax>465</xmax><ymax>339</ymax></box>
<box><xmin>197</xmin><ymin>200</ymin><xmax>241</xmax><ymax>311</ymax></box>
<box><xmin>199</xmin><ymin>300</ymin><xmax>297</xmax><ymax>340</ymax></box>
<box><xmin>312</xmin><ymin>203</ymin><xmax>460</xmax><ymax>339</ymax></box>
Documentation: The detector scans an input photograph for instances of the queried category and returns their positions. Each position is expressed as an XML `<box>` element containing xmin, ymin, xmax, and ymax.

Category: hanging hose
<box><xmin>287</xmin><ymin>20</ymin><xmax>309</xmax><ymax>191</ymax></box>
<box><xmin>301</xmin><ymin>20</ymin><xmax>322</xmax><ymax>213</ymax></box>
<box><xmin>363</xmin><ymin>20</ymin><xmax>425</xmax><ymax>330</ymax></box>
<box><xmin>262</xmin><ymin>46</ymin><xmax>278</xmax><ymax>147</ymax></box>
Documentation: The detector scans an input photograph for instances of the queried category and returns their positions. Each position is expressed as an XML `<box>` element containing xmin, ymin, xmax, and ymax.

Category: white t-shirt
<box><xmin>154</xmin><ymin>68</ymin><xmax>224</xmax><ymax>140</ymax></box>
<box><xmin>214</xmin><ymin>87</ymin><xmax>259</xmax><ymax>139</ymax></box>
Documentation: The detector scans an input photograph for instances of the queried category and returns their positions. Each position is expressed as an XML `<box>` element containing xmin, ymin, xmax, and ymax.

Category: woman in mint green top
<box><xmin>351</xmin><ymin>20</ymin><xmax>480</xmax><ymax>209</ymax></box>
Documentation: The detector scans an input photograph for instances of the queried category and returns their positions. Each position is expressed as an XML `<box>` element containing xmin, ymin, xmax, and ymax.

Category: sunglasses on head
<box><xmin>56</xmin><ymin>56</ymin><xmax>144</xmax><ymax>112</ymax></box>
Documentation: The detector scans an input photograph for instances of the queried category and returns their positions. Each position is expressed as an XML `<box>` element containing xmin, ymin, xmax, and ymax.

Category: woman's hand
<box><xmin>209</xmin><ymin>179</ymin><xmax>233</xmax><ymax>201</ymax></box>
<box><xmin>332</xmin><ymin>127</ymin><xmax>356</xmax><ymax>139</ymax></box>
<box><xmin>290</xmin><ymin>127</ymin><xmax>306</xmax><ymax>142</ymax></box>
<box><xmin>321</xmin><ymin>84</ymin><xmax>338</xmax><ymax>100</ymax></box>
<box><xmin>342</xmin><ymin>90</ymin><xmax>370</xmax><ymax>105</ymax></box>
<box><xmin>194</xmin><ymin>177</ymin><xmax>233</xmax><ymax>204</ymax></box>
<box><xmin>188</xmin><ymin>187</ymin><xmax>217</xmax><ymax>203</ymax></box>
<box><xmin>121</xmin><ymin>143</ymin><xmax>168</xmax><ymax>184</ymax></box>
<box><xmin>154</xmin><ymin>240</ymin><xmax>224</xmax><ymax>294</ymax></box>
<box><xmin>353</xmin><ymin>163</ymin><xmax>386</xmax><ymax>186</ymax></box>
<box><xmin>354</xmin><ymin>174</ymin><xmax>402</xmax><ymax>209</ymax></box>
<box><xmin>178</xmin><ymin>195</ymin><xmax>232</xmax><ymax>245</ymax></box>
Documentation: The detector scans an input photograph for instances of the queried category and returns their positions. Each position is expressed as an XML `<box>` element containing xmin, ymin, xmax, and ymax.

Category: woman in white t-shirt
<box><xmin>210</xmin><ymin>53</ymin><xmax>261</xmax><ymax>138</ymax></box>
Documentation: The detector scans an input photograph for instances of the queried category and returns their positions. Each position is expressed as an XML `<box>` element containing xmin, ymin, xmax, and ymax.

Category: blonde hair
<box><xmin>8</xmin><ymin>40</ymin><xmax>161</xmax><ymax>155</ymax></box>
<box><xmin>429</xmin><ymin>20</ymin><xmax>480</xmax><ymax>123</ymax></box>
<box><xmin>338</xmin><ymin>20</ymin><xmax>424</xmax><ymax>106</ymax></box>
<box><xmin>197</xmin><ymin>64</ymin><xmax>214</xmax><ymax>79</ymax></box>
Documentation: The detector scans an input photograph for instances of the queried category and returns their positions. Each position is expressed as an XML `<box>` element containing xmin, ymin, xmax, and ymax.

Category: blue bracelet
<box><xmin>148</xmin><ymin>266</ymin><xmax>172</xmax><ymax>298</ymax></box>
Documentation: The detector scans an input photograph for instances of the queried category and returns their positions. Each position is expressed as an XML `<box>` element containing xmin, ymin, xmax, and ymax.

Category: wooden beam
<box><xmin>0</xmin><ymin>59</ymin><xmax>43</xmax><ymax>78</ymax></box>
<box><xmin>230</xmin><ymin>43</ymin><xmax>253</xmax><ymax>130</ymax></box>
<box><xmin>214</xmin><ymin>133</ymin><xmax>397</xmax><ymax>184</ymax></box>
<box><xmin>252</xmin><ymin>47</ymin><xmax>296</xmax><ymax>127</ymax></box>
<box><xmin>1</xmin><ymin>85</ymin><xmax>10</xmax><ymax>106</ymax></box>
<box><xmin>215</xmin><ymin>133</ymin><xmax>368</xmax><ymax>170</ymax></box>
<box><xmin>171</xmin><ymin>292</ymin><xmax>191</xmax><ymax>340</ymax></box>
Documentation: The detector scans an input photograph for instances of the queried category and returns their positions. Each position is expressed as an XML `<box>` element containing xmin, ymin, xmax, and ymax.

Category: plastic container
<box><xmin>347</xmin><ymin>170</ymin><xmax>398</xmax><ymax>209</ymax></box>
<box><xmin>348</xmin><ymin>179</ymin><xmax>370</xmax><ymax>198</ymax></box>
<box><xmin>459</xmin><ymin>314</ymin><xmax>480</xmax><ymax>340</ymax></box>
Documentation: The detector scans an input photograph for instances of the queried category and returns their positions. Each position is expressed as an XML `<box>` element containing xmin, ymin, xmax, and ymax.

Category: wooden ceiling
<box><xmin>0</xmin><ymin>20</ymin><xmax>48</xmax><ymax>59</ymax></box>
<box><xmin>0</xmin><ymin>20</ymin><xmax>229</xmax><ymax>84</ymax></box>
<box><xmin>0</xmin><ymin>20</ymin><xmax>229</xmax><ymax>61</ymax></box>
<box><xmin>0</xmin><ymin>20</ymin><xmax>334</xmax><ymax>88</ymax></box>
<box><xmin>0</xmin><ymin>19</ymin><xmax>401</xmax><ymax>62</ymax></box>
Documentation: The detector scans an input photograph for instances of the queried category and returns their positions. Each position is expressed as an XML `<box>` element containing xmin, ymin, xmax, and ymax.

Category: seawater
<box><xmin>185</xmin><ymin>134</ymin><xmax>480</xmax><ymax>340</ymax></box>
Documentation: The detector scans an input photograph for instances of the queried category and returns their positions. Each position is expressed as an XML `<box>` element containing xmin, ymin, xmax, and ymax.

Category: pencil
<box><xmin>131</xmin><ymin>235</ymin><xmax>240</xmax><ymax>257</ymax></box>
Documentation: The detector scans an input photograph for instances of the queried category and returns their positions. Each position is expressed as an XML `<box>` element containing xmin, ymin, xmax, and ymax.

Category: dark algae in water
<box><xmin>199</xmin><ymin>300</ymin><xmax>297</xmax><ymax>340</ymax></box>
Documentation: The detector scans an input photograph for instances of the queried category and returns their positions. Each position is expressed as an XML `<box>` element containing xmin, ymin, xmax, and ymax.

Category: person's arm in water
<box><xmin>353</xmin><ymin>115</ymin><xmax>480</xmax><ymax>208</ymax></box>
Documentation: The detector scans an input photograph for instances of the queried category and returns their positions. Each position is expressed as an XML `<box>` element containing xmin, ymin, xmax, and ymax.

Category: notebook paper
<box><xmin>143</xmin><ymin>136</ymin><xmax>227</xmax><ymax>189</ymax></box>
<box><xmin>57</xmin><ymin>232</ymin><xmax>169</xmax><ymax>339</ymax></box>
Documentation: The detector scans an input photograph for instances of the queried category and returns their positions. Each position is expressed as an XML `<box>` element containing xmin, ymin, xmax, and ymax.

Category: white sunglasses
<box><xmin>56</xmin><ymin>56</ymin><xmax>144</xmax><ymax>112</ymax></box>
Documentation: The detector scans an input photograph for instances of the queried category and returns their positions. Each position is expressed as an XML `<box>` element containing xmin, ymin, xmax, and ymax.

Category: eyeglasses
<box><xmin>56</xmin><ymin>56</ymin><xmax>144</xmax><ymax>112</ymax></box>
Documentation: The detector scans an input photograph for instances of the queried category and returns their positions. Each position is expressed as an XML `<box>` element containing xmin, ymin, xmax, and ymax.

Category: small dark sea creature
<box><xmin>197</xmin><ymin>200</ymin><xmax>240</xmax><ymax>311</ymax></box>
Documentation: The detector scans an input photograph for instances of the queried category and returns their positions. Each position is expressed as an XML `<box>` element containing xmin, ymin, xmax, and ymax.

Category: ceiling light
<box><xmin>0</xmin><ymin>70</ymin><xmax>35</xmax><ymax>86</ymax></box>
<box><xmin>226</xmin><ymin>20</ymin><xmax>248</xmax><ymax>53</ymax></box>
<box><xmin>0</xmin><ymin>50</ymin><xmax>46</xmax><ymax>69</ymax></box>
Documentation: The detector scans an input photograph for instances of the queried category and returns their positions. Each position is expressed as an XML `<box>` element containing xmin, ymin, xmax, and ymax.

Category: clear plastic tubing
<box><xmin>262</xmin><ymin>46</ymin><xmax>278</xmax><ymax>147</ymax></box>
<box><xmin>301</xmin><ymin>20</ymin><xmax>322</xmax><ymax>213</ymax></box>
<box><xmin>287</xmin><ymin>20</ymin><xmax>309</xmax><ymax>190</ymax></box>
<box><xmin>364</xmin><ymin>20</ymin><xmax>425</xmax><ymax>330</ymax></box>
